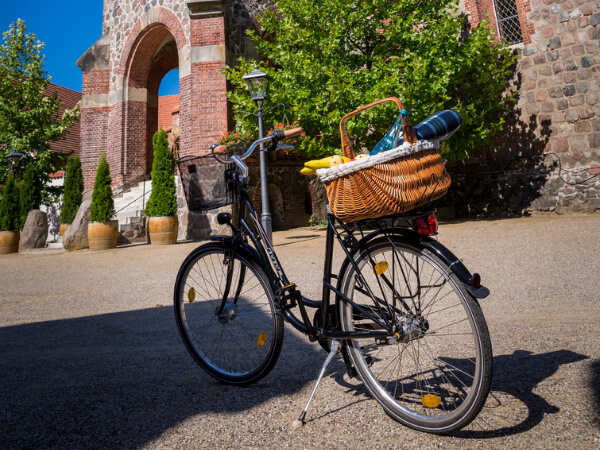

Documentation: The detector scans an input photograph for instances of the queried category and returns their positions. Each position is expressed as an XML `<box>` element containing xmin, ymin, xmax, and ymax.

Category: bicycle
<box><xmin>174</xmin><ymin>128</ymin><xmax>493</xmax><ymax>434</ymax></box>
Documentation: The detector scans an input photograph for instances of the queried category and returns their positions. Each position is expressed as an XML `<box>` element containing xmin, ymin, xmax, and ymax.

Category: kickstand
<box><xmin>293</xmin><ymin>339</ymin><xmax>341</xmax><ymax>429</ymax></box>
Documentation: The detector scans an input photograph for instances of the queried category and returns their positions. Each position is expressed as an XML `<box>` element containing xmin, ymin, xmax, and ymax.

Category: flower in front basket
<box><xmin>218</xmin><ymin>131</ymin><xmax>254</xmax><ymax>149</ymax></box>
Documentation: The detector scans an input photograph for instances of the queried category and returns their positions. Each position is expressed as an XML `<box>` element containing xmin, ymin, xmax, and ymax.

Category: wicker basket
<box><xmin>318</xmin><ymin>97</ymin><xmax>451</xmax><ymax>223</ymax></box>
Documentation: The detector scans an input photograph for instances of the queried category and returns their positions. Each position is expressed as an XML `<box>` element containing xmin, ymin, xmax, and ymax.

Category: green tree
<box><xmin>90</xmin><ymin>154</ymin><xmax>115</xmax><ymax>223</ymax></box>
<box><xmin>0</xmin><ymin>175</ymin><xmax>20</xmax><ymax>231</ymax></box>
<box><xmin>59</xmin><ymin>156</ymin><xmax>84</xmax><ymax>225</ymax></box>
<box><xmin>18</xmin><ymin>162</ymin><xmax>42</xmax><ymax>229</ymax></box>
<box><xmin>145</xmin><ymin>130</ymin><xmax>177</xmax><ymax>217</ymax></box>
<box><xmin>0</xmin><ymin>19</ymin><xmax>80</xmax><ymax>188</ymax></box>
<box><xmin>224</xmin><ymin>0</ymin><xmax>517</xmax><ymax>159</ymax></box>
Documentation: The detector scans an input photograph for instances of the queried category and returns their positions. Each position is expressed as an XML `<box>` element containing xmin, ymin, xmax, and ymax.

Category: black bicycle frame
<box><xmin>217</xmin><ymin>186</ymin><xmax>406</xmax><ymax>343</ymax></box>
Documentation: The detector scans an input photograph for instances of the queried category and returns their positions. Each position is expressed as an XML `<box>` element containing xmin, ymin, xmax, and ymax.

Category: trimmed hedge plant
<box><xmin>19</xmin><ymin>162</ymin><xmax>43</xmax><ymax>229</ymax></box>
<box><xmin>90</xmin><ymin>154</ymin><xmax>115</xmax><ymax>223</ymax></box>
<box><xmin>60</xmin><ymin>156</ymin><xmax>84</xmax><ymax>225</ymax></box>
<box><xmin>0</xmin><ymin>175</ymin><xmax>20</xmax><ymax>232</ymax></box>
<box><xmin>145</xmin><ymin>130</ymin><xmax>177</xmax><ymax>217</ymax></box>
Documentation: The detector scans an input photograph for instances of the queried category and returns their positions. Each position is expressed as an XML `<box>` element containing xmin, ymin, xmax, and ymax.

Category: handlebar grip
<box><xmin>283</xmin><ymin>127</ymin><xmax>303</xmax><ymax>138</ymax></box>
<box><xmin>213</xmin><ymin>145</ymin><xmax>229</xmax><ymax>154</ymax></box>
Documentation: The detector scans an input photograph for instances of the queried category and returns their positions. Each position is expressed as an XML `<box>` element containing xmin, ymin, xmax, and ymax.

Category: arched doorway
<box><xmin>122</xmin><ymin>25</ymin><xmax>180</xmax><ymax>184</ymax></box>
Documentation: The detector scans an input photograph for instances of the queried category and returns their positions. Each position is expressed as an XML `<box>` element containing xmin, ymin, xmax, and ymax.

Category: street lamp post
<box><xmin>243</xmin><ymin>66</ymin><xmax>272</xmax><ymax>242</ymax></box>
<box><xmin>5</xmin><ymin>151</ymin><xmax>24</xmax><ymax>178</ymax></box>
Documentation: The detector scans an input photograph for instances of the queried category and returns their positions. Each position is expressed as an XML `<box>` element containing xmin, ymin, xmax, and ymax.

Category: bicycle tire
<box><xmin>174</xmin><ymin>243</ymin><xmax>284</xmax><ymax>385</ymax></box>
<box><xmin>338</xmin><ymin>235</ymin><xmax>492</xmax><ymax>434</ymax></box>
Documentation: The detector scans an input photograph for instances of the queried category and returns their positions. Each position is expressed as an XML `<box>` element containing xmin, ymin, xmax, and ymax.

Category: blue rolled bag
<box><xmin>370</xmin><ymin>109</ymin><xmax>462</xmax><ymax>155</ymax></box>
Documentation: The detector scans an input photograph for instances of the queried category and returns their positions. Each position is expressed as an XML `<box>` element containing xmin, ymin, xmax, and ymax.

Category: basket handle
<box><xmin>339</xmin><ymin>97</ymin><xmax>417</xmax><ymax>159</ymax></box>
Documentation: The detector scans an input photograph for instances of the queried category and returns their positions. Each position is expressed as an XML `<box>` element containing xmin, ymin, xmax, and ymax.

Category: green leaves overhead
<box><xmin>224</xmin><ymin>0</ymin><xmax>516</xmax><ymax>159</ymax></box>
<box><xmin>0</xmin><ymin>19</ymin><xmax>80</xmax><ymax>188</ymax></box>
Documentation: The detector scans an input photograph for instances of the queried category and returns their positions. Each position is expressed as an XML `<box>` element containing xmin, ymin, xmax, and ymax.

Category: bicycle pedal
<box><xmin>277</xmin><ymin>284</ymin><xmax>299</xmax><ymax>310</ymax></box>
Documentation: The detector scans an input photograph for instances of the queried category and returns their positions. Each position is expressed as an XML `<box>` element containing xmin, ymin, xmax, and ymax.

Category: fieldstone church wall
<box><xmin>456</xmin><ymin>0</ymin><xmax>600</xmax><ymax>214</ymax></box>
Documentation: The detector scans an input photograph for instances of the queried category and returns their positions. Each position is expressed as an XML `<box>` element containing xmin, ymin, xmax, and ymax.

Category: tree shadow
<box><xmin>0</xmin><ymin>307</ymin><xmax>323</xmax><ymax>449</ymax></box>
<box><xmin>446</xmin><ymin>73</ymin><xmax>555</xmax><ymax>217</ymax></box>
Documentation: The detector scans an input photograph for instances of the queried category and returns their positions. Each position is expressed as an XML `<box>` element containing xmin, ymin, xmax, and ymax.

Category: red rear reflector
<box><xmin>414</xmin><ymin>214</ymin><xmax>438</xmax><ymax>236</ymax></box>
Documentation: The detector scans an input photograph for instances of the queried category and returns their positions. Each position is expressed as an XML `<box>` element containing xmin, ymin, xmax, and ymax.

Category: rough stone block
<box><xmin>566</xmin><ymin>109</ymin><xmax>580</xmax><ymax>122</ymax></box>
<box><xmin>534</xmin><ymin>54</ymin><xmax>547</xmax><ymax>65</ymax></box>
<box><xmin>548</xmin><ymin>50</ymin><xmax>560</xmax><ymax>61</ymax></box>
<box><xmin>579</xmin><ymin>107</ymin><xmax>595</xmax><ymax>119</ymax></box>
<box><xmin>564</xmin><ymin>84</ymin><xmax>576</xmax><ymax>96</ymax></box>
<box><xmin>63</xmin><ymin>200</ymin><xmax>91</xmax><ymax>251</ymax></box>
<box><xmin>574</xmin><ymin>120</ymin><xmax>591</xmax><ymax>132</ymax></box>
<box><xmin>553</xmin><ymin>137</ymin><xmax>570</xmax><ymax>152</ymax></box>
<box><xmin>589</xmin><ymin>133</ymin><xmax>600</xmax><ymax>148</ymax></box>
<box><xmin>581</xmin><ymin>56</ymin><xmax>594</xmax><ymax>67</ymax></box>
<box><xmin>523</xmin><ymin>44</ymin><xmax>537</xmax><ymax>56</ymax></box>
<box><xmin>549</xmin><ymin>37</ymin><xmax>562</xmax><ymax>49</ymax></box>
<box><xmin>549</xmin><ymin>86</ymin><xmax>565</xmax><ymax>98</ymax></box>
<box><xmin>558</xmin><ymin>98</ymin><xmax>570</xmax><ymax>110</ymax></box>
<box><xmin>566</xmin><ymin>59</ymin><xmax>578</xmax><ymax>70</ymax></box>
<box><xmin>570</xmin><ymin>94</ymin><xmax>585</xmax><ymax>106</ymax></box>
<box><xmin>576</xmin><ymin>82</ymin><xmax>588</xmax><ymax>93</ymax></box>
<box><xmin>542</xmin><ymin>102</ymin><xmax>555</xmax><ymax>113</ymax></box>
<box><xmin>19</xmin><ymin>210</ymin><xmax>48</xmax><ymax>252</ymax></box>
<box><xmin>563</xmin><ymin>72</ymin><xmax>578</xmax><ymax>83</ymax></box>
<box><xmin>591</xmin><ymin>13</ymin><xmax>600</xmax><ymax>27</ymax></box>
<box><xmin>578</xmin><ymin>68</ymin><xmax>592</xmax><ymax>79</ymax></box>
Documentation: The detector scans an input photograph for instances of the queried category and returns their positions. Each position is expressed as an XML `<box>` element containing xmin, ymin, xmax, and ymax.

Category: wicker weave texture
<box><xmin>324</xmin><ymin>97</ymin><xmax>451</xmax><ymax>223</ymax></box>
<box><xmin>325</xmin><ymin>148</ymin><xmax>450</xmax><ymax>222</ymax></box>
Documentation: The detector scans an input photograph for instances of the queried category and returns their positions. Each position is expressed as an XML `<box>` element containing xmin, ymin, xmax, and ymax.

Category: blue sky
<box><xmin>2</xmin><ymin>1</ymin><xmax>179</xmax><ymax>95</ymax></box>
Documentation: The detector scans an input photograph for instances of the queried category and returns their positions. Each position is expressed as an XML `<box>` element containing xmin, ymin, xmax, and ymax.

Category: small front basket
<box><xmin>177</xmin><ymin>154</ymin><xmax>237</xmax><ymax>212</ymax></box>
<box><xmin>321</xmin><ymin>97</ymin><xmax>451</xmax><ymax>223</ymax></box>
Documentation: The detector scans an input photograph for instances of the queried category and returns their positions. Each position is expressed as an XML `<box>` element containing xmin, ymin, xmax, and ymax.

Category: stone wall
<box><xmin>456</xmin><ymin>0</ymin><xmax>600</xmax><ymax>215</ymax></box>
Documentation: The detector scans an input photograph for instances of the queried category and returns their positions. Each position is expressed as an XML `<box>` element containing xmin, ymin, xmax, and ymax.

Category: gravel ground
<box><xmin>1</xmin><ymin>213</ymin><xmax>599</xmax><ymax>449</ymax></box>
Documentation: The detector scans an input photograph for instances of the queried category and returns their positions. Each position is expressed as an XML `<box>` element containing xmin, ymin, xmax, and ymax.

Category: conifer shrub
<box><xmin>0</xmin><ymin>175</ymin><xmax>20</xmax><ymax>232</ymax></box>
<box><xmin>19</xmin><ymin>162</ymin><xmax>43</xmax><ymax>229</ymax></box>
<box><xmin>145</xmin><ymin>130</ymin><xmax>177</xmax><ymax>217</ymax></box>
<box><xmin>60</xmin><ymin>156</ymin><xmax>84</xmax><ymax>225</ymax></box>
<box><xmin>90</xmin><ymin>154</ymin><xmax>115</xmax><ymax>223</ymax></box>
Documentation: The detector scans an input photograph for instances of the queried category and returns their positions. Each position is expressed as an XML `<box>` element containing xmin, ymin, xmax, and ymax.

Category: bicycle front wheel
<box><xmin>174</xmin><ymin>243</ymin><xmax>283</xmax><ymax>385</ymax></box>
<box><xmin>339</xmin><ymin>236</ymin><xmax>492</xmax><ymax>434</ymax></box>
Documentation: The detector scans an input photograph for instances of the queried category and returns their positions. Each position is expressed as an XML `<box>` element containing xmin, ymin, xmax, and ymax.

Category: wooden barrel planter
<box><xmin>88</xmin><ymin>220</ymin><xmax>119</xmax><ymax>251</ymax></box>
<box><xmin>148</xmin><ymin>216</ymin><xmax>179</xmax><ymax>245</ymax></box>
<box><xmin>0</xmin><ymin>231</ymin><xmax>20</xmax><ymax>255</ymax></box>
<box><xmin>59</xmin><ymin>224</ymin><xmax>69</xmax><ymax>236</ymax></box>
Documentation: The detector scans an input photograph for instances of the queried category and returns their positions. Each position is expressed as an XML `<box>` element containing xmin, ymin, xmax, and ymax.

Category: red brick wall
<box><xmin>463</xmin><ymin>0</ymin><xmax>534</xmax><ymax>44</ymax></box>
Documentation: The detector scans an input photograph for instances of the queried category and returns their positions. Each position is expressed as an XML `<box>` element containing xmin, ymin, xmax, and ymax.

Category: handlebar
<box><xmin>212</xmin><ymin>127</ymin><xmax>304</xmax><ymax>164</ymax></box>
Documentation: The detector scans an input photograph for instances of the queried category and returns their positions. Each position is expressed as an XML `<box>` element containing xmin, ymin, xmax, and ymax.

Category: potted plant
<box><xmin>59</xmin><ymin>156</ymin><xmax>84</xmax><ymax>236</ymax></box>
<box><xmin>0</xmin><ymin>175</ymin><xmax>21</xmax><ymax>254</ymax></box>
<box><xmin>19</xmin><ymin>162</ymin><xmax>43</xmax><ymax>229</ymax></box>
<box><xmin>145</xmin><ymin>130</ymin><xmax>178</xmax><ymax>245</ymax></box>
<box><xmin>88</xmin><ymin>154</ymin><xmax>118</xmax><ymax>251</ymax></box>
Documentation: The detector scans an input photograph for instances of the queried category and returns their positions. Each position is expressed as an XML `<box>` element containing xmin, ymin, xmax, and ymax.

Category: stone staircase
<box><xmin>114</xmin><ymin>179</ymin><xmax>152</xmax><ymax>245</ymax></box>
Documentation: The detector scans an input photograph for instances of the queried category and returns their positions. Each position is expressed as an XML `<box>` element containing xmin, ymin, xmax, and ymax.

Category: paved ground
<box><xmin>1</xmin><ymin>213</ymin><xmax>599</xmax><ymax>449</ymax></box>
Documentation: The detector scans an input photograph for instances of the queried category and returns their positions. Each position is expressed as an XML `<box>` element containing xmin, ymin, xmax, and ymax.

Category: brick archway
<box><xmin>113</xmin><ymin>7</ymin><xmax>188</xmax><ymax>186</ymax></box>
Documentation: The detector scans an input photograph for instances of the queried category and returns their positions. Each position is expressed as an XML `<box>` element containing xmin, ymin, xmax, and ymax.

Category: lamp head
<box><xmin>242</xmin><ymin>66</ymin><xmax>268</xmax><ymax>102</ymax></box>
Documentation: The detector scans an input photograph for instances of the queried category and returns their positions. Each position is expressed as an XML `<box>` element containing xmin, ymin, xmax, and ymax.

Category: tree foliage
<box><xmin>0</xmin><ymin>19</ymin><xmax>80</xmax><ymax>189</ymax></box>
<box><xmin>19</xmin><ymin>162</ymin><xmax>42</xmax><ymax>229</ymax></box>
<box><xmin>145</xmin><ymin>130</ymin><xmax>178</xmax><ymax>217</ymax></box>
<box><xmin>59</xmin><ymin>156</ymin><xmax>84</xmax><ymax>225</ymax></box>
<box><xmin>0</xmin><ymin>175</ymin><xmax>20</xmax><ymax>232</ymax></box>
<box><xmin>224</xmin><ymin>0</ymin><xmax>517</xmax><ymax>159</ymax></box>
<box><xmin>90</xmin><ymin>154</ymin><xmax>115</xmax><ymax>223</ymax></box>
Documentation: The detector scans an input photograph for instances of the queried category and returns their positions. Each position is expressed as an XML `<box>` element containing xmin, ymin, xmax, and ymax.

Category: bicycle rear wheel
<box><xmin>174</xmin><ymin>243</ymin><xmax>283</xmax><ymax>385</ymax></box>
<box><xmin>339</xmin><ymin>236</ymin><xmax>492</xmax><ymax>434</ymax></box>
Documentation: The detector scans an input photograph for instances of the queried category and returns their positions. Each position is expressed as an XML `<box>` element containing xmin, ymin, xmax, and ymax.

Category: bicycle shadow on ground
<box><xmin>322</xmin><ymin>348</ymin><xmax>589</xmax><ymax>438</ymax></box>
<box><xmin>453</xmin><ymin>349</ymin><xmax>588</xmax><ymax>437</ymax></box>
<box><xmin>0</xmin><ymin>307</ymin><xmax>323</xmax><ymax>449</ymax></box>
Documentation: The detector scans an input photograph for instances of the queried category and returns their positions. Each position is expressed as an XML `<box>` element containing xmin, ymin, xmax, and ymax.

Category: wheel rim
<box><xmin>341</xmin><ymin>241</ymin><xmax>485</xmax><ymax>428</ymax></box>
<box><xmin>178</xmin><ymin>250</ymin><xmax>279</xmax><ymax>378</ymax></box>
